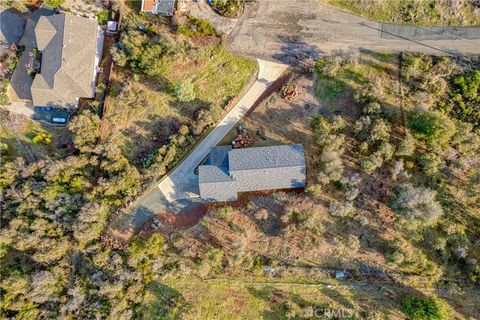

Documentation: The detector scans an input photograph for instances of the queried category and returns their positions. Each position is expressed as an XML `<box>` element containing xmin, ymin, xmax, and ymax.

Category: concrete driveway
<box><xmin>114</xmin><ymin>59</ymin><xmax>287</xmax><ymax>232</ymax></box>
<box><xmin>228</xmin><ymin>0</ymin><xmax>480</xmax><ymax>63</ymax></box>
<box><xmin>158</xmin><ymin>59</ymin><xmax>287</xmax><ymax>202</ymax></box>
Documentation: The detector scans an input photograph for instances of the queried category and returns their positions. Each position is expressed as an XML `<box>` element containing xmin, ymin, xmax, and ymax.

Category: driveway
<box><xmin>114</xmin><ymin>59</ymin><xmax>287</xmax><ymax>232</ymax></box>
<box><xmin>158</xmin><ymin>59</ymin><xmax>287</xmax><ymax>201</ymax></box>
<box><xmin>186</xmin><ymin>0</ymin><xmax>238</xmax><ymax>35</ymax></box>
<box><xmin>0</xmin><ymin>8</ymin><xmax>26</xmax><ymax>55</ymax></box>
<box><xmin>9</xmin><ymin>8</ymin><xmax>53</xmax><ymax>101</ymax></box>
<box><xmin>228</xmin><ymin>1</ymin><xmax>480</xmax><ymax>63</ymax></box>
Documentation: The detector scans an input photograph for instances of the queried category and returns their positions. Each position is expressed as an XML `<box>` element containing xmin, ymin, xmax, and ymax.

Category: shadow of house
<box><xmin>31</xmin><ymin>104</ymin><xmax>72</xmax><ymax>125</ymax></box>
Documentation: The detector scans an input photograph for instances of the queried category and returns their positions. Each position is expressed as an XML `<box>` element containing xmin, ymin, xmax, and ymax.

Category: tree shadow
<box><xmin>272</xmin><ymin>35</ymin><xmax>324</xmax><ymax>67</ymax></box>
<box><xmin>121</xmin><ymin>115</ymin><xmax>182</xmax><ymax>165</ymax></box>
<box><xmin>247</xmin><ymin>286</ymin><xmax>317</xmax><ymax>320</ymax></box>
<box><xmin>168</xmin><ymin>97</ymin><xmax>213</xmax><ymax>120</ymax></box>
<box><xmin>141</xmin><ymin>282</ymin><xmax>188</xmax><ymax>320</ymax></box>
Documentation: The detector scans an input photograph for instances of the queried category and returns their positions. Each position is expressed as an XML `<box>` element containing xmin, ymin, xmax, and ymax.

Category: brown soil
<box><xmin>191</xmin><ymin>35</ymin><xmax>221</xmax><ymax>47</ymax></box>
<box><xmin>157</xmin><ymin>203</ymin><xmax>208</xmax><ymax>229</ymax></box>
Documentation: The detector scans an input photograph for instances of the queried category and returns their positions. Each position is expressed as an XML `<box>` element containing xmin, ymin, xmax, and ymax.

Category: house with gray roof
<box><xmin>199</xmin><ymin>144</ymin><xmax>306</xmax><ymax>202</ymax></box>
<box><xmin>141</xmin><ymin>0</ymin><xmax>175</xmax><ymax>16</ymax></box>
<box><xmin>31</xmin><ymin>13</ymin><xmax>103</xmax><ymax>108</ymax></box>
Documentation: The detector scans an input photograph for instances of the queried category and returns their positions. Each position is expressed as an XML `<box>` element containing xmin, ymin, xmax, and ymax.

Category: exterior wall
<box><xmin>91</xmin><ymin>26</ymin><xmax>104</xmax><ymax>100</ymax></box>
<box><xmin>232</xmin><ymin>165</ymin><xmax>306</xmax><ymax>193</ymax></box>
<box><xmin>198</xmin><ymin>164</ymin><xmax>306</xmax><ymax>202</ymax></box>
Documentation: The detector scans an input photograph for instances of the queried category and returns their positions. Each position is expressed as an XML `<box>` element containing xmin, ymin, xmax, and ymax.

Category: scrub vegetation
<box><xmin>328</xmin><ymin>0</ymin><xmax>480</xmax><ymax>26</ymax></box>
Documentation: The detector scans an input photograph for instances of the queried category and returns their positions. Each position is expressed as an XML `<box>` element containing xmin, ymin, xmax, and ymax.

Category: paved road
<box><xmin>228</xmin><ymin>0</ymin><xmax>480</xmax><ymax>64</ymax></box>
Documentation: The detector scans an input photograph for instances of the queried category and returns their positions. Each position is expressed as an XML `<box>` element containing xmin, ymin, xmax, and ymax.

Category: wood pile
<box><xmin>280</xmin><ymin>83</ymin><xmax>299</xmax><ymax>101</ymax></box>
<box><xmin>232</xmin><ymin>133</ymin><xmax>258</xmax><ymax>148</ymax></box>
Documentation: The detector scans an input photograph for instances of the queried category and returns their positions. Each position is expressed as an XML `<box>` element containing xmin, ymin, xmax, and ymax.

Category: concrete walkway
<box><xmin>158</xmin><ymin>59</ymin><xmax>287</xmax><ymax>201</ymax></box>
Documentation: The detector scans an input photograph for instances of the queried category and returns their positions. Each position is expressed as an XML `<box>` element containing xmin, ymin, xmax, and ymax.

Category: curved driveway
<box><xmin>115</xmin><ymin>1</ymin><xmax>480</xmax><ymax>232</ymax></box>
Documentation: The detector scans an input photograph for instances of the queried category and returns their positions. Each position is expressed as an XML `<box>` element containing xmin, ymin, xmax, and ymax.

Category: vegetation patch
<box><xmin>328</xmin><ymin>0</ymin><xmax>480</xmax><ymax>26</ymax></box>
<box><xmin>176</xmin><ymin>16</ymin><xmax>217</xmax><ymax>37</ymax></box>
<box><xmin>210</xmin><ymin>0</ymin><xmax>244</xmax><ymax>18</ymax></box>
<box><xmin>0</xmin><ymin>44</ymin><xmax>24</xmax><ymax>105</ymax></box>
<box><xmin>107</xmin><ymin>12</ymin><xmax>256</xmax><ymax>177</ymax></box>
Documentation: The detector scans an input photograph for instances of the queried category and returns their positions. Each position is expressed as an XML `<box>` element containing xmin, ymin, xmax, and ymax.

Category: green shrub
<box><xmin>401</xmin><ymin>295</ymin><xmax>451</xmax><ymax>320</ymax></box>
<box><xmin>388</xmin><ymin>183</ymin><xmax>443</xmax><ymax>232</ymax></box>
<box><xmin>177</xmin><ymin>16</ymin><xmax>216</xmax><ymax>37</ymax></box>
<box><xmin>442</xmin><ymin>70</ymin><xmax>480</xmax><ymax>127</ymax></box>
<box><xmin>32</xmin><ymin>132</ymin><xmax>52</xmax><ymax>145</ymax></box>
<box><xmin>407</xmin><ymin>111</ymin><xmax>456</xmax><ymax>148</ymax></box>
<box><xmin>210</xmin><ymin>0</ymin><xmax>243</xmax><ymax>18</ymax></box>
<box><xmin>174</xmin><ymin>81</ymin><xmax>196</xmax><ymax>102</ymax></box>
<box><xmin>97</xmin><ymin>10</ymin><xmax>112</xmax><ymax>25</ymax></box>
<box><xmin>44</xmin><ymin>0</ymin><xmax>65</xmax><ymax>8</ymax></box>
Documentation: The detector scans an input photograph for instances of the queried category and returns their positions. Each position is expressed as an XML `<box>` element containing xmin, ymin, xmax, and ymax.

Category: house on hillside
<box><xmin>199</xmin><ymin>144</ymin><xmax>307</xmax><ymax>202</ymax></box>
<box><xmin>141</xmin><ymin>0</ymin><xmax>175</xmax><ymax>16</ymax></box>
<box><xmin>31</xmin><ymin>13</ymin><xmax>103</xmax><ymax>109</ymax></box>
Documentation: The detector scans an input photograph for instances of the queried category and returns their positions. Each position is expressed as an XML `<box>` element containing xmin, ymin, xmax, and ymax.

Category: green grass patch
<box><xmin>177</xmin><ymin>16</ymin><xmax>217</xmax><ymax>37</ymax></box>
<box><xmin>315</xmin><ymin>78</ymin><xmax>348</xmax><ymax>100</ymax></box>
<box><xmin>107</xmin><ymin>44</ymin><xmax>256</xmax><ymax>163</ymax></box>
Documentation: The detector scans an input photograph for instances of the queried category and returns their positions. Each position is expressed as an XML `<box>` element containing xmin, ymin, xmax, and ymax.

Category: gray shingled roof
<box><xmin>198</xmin><ymin>144</ymin><xmax>306</xmax><ymax>202</ymax></box>
<box><xmin>198</xmin><ymin>165</ymin><xmax>232</xmax><ymax>184</ymax></box>
<box><xmin>208</xmin><ymin>145</ymin><xmax>231</xmax><ymax>167</ymax></box>
<box><xmin>155</xmin><ymin>0</ymin><xmax>175</xmax><ymax>16</ymax></box>
<box><xmin>31</xmin><ymin>13</ymin><xmax>99</xmax><ymax>108</ymax></box>
<box><xmin>228</xmin><ymin>144</ymin><xmax>305</xmax><ymax>172</ymax></box>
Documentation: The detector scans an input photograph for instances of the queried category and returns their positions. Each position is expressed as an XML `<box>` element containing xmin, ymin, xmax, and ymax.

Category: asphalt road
<box><xmin>228</xmin><ymin>0</ymin><xmax>480</xmax><ymax>64</ymax></box>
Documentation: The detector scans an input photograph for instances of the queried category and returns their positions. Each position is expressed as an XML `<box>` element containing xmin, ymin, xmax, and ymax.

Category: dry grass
<box><xmin>161</xmin><ymin>276</ymin><xmax>478</xmax><ymax>319</ymax></box>
<box><xmin>105</xmin><ymin>44</ymin><xmax>256</xmax><ymax>162</ymax></box>
<box><xmin>327</xmin><ymin>0</ymin><xmax>480</xmax><ymax>26</ymax></box>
